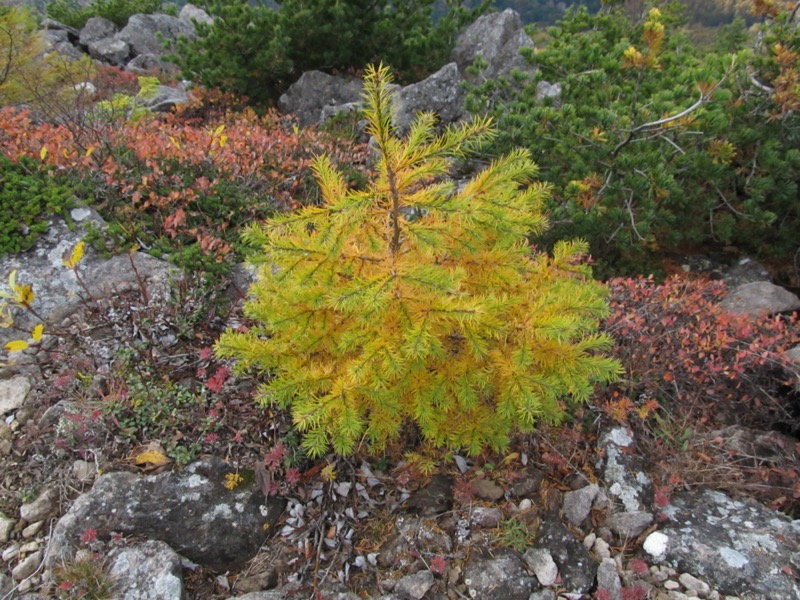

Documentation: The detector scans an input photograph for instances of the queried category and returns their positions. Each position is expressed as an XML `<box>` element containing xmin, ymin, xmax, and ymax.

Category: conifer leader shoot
<box><xmin>216</xmin><ymin>64</ymin><xmax>621</xmax><ymax>457</ymax></box>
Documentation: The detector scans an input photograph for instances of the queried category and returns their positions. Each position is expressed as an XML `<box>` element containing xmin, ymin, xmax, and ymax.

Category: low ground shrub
<box><xmin>46</xmin><ymin>0</ymin><xmax>165</xmax><ymax>29</ymax></box>
<box><xmin>599</xmin><ymin>275</ymin><xmax>799</xmax><ymax>433</ymax></box>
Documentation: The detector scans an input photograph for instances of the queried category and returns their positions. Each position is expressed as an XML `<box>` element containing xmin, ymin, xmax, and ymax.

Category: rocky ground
<box><xmin>0</xmin><ymin>210</ymin><xmax>798</xmax><ymax>600</ymax></box>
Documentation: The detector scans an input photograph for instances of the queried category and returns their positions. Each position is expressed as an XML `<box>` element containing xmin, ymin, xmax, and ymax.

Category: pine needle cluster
<box><xmin>216</xmin><ymin>64</ymin><xmax>621</xmax><ymax>457</ymax></box>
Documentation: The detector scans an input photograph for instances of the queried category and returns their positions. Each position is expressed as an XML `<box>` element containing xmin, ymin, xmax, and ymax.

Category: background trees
<box><xmin>171</xmin><ymin>0</ymin><xmax>488</xmax><ymax>105</ymax></box>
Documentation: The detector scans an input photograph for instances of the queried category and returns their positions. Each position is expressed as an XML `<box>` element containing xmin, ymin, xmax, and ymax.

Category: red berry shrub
<box><xmin>600</xmin><ymin>275</ymin><xmax>799</xmax><ymax>432</ymax></box>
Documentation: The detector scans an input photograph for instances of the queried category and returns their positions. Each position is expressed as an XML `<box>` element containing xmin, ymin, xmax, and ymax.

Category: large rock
<box><xmin>45</xmin><ymin>458</ymin><xmax>285</xmax><ymax>570</ymax></box>
<box><xmin>643</xmin><ymin>488</ymin><xmax>800</xmax><ymax>600</ymax></box>
<box><xmin>79</xmin><ymin>17</ymin><xmax>117</xmax><ymax>46</ymax></box>
<box><xmin>278</xmin><ymin>71</ymin><xmax>364</xmax><ymax>127</ymax></box>
<box><xmin>138</xmin><ymin>84</ymin><xmax>189</xmax><ymax>112</ymax></box>
<box><xmin>721</xmin><ymin>281</ymin><xmax>800</xmax><ymax>315</ymax></box>
<box><xmin>179</xmin><ymin>4</ymin><xmax>214</xmax><ymax>26</ymax></box>
<box><xmin>88</xmin><ymin>38</ymin><xmax>130</xmax><ymax>66</ymax></box>
<box><xmin>393</xmin><ymin>62</ymin><xmax>465</xmax><ymax>132</ymax></box>
<box><xmin>116</xmin><ymin>14</ymin><xmax>195</xmax><ymax>57</ymax></box>
<box><xmin>452</xmin><ymin>9</ymin><xmax>535</xmax><ymax>83</ymax></box>
<box><xmin>0</xmin><ymin>208</ymin><xmax>175</xmax><ymax>348</ymax></box>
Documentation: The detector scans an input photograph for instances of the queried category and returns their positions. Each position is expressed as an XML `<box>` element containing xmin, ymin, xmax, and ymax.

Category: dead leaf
<box><xmin>254</xmin><ymin>462</ymin><xmax>272</xmax><ymax>498</ymax></box>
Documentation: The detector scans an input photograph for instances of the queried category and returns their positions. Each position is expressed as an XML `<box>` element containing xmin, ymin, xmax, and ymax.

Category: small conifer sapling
<box><xmin>216</xmin><ymin>64</ymin><xmax>621</xmax><ymax>457</ymax></box>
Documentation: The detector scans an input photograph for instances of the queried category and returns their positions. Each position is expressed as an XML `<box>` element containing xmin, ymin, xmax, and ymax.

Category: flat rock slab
<box><xmin>646</xmin><ymin>488</ymin><xmax>800</xmax><ymax>600</ymax></box>
<box><xmin>0</xmin><ymin>376</ymin><xmax>31</xmax><ymax>416</ymax></box>
<box><xmin>46</xmin><ymin>458</ymin><xmax>285</xmax><ymax>570</ymax></box>
<box><xmin>463</xmin><ymin>547</ymin><xmax>538</xmax><ymax>600</ymax></box>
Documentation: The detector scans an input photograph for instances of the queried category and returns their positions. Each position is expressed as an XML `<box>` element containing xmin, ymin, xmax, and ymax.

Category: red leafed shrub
<box><xmin>600</xmin><ymin>275</ymin><xmax>799</xmax><ymax>432</ymax></box>
<box><xmin>0</xmin><ymin>95</ymin><xmax>370</xmax><ymax>269</ymax></box>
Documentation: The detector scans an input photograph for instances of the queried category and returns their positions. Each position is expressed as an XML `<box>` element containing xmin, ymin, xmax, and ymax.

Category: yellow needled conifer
<box><xmin>216</xmin><ymin>64</ymin><xmax>621</xmax><ymax>458</ymax></box>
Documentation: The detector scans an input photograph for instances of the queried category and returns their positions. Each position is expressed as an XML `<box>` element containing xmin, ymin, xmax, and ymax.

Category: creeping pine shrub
<box><xmin>46</xmin><ymin>0</ymin><xmax>164</xmax><ymax>29</ymax></box>
<box><xmin>599</xmin><ymin>276</ymin><xmax>799</xmax><ymax>432</ymax></box>
<box><xmin>216</xmin><ymin>64</ymin><xmax>621</xmax><ymax>458</ymax></box>
<box><xmin>0</xmin><ymin>155</ymin><xmax>80</xmax><ymax>256</ymax></box>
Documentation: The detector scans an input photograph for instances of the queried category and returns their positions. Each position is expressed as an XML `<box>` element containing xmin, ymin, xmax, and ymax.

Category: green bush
<box><xmin>46</xmin><ymin>0</ymin><xmax>164</xmax><ymax>29</ymax></box>
<box><xmin>171</xmin><ymin>0</ymin><xmax>489</xmax><ymax>105</ymax></box>
<box><xmin>467</xmin><ymin>6</ymin><xmax>799</xmax><ymax>276</ymax></box>
<box><xmin>0</xmin><ymin>156</ymin><xmax>80</xmax><ymax>256</ymax></box>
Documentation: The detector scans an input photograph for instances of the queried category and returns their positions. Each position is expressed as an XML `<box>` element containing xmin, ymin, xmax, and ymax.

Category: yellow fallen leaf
<box><xmin>134</xmin><ymin>449</ymin><xmax>170</xmax><ymax>467</ymax></box>
<box><xmin>4</xmin><ymin>340</ymin><xmax>29</xmax><ymax>353</ymax></box>
<box><xmin>40</xmin><ymin>146</ymin><xmax>48</xmax><ymax>160</ymax></box>
<box><xmin>31</xmin><ymin>324</ymin><xmax>43</xmax><ymax>342</ymax></box>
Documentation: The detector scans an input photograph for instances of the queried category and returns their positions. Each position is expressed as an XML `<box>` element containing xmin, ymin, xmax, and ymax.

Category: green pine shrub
<box><xmin>0</xmin><ymin>156</ymin><xmax>80</xmax><ymax>256</ymax></box>
<box><xmin>467</xmin><ymin>6</ymin><xmax>799</xmax><ymax>276</ymax></box>
<box><xmin>46</xmin><ymin>0</ymin><xmax>165</xmax><ymax>29</ymax></box>
<box><xmin>216</xmin><ymin>64</ymin><xmax>621</xmax><ymax>458</ymax></box>
<box><xmin>171</xmin><ymin>0</ymin><xmax>488</xmax><ymax>105</ymax></box>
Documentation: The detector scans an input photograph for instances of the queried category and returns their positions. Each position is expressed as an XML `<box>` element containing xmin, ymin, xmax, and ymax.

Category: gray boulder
<box><xmin>278</xmin><ymin>71</ymin><xmax>364</xmax><ymax>127</ymax></box>
<box><xmin>721</xmin><ymin>281</ymin><xmax>800</xmax><ymax>315</ymax></box>
<box><xmin>0</xmin><ymin>208</ymin><xmax>175</xmax><ymax>348</ymax></box>
<box><xmin>88</xmin><ymin>38</ymin><xmax>130</xmax><ymax>66</ymax></box>
<box><xmin>393</xmin><ymin>62</ymin><xmax>465</xmax><ymax>132</ymax></box>
<box><xmin>138</xmin><ymin>84</ymin><xmax>189</xmax><ymax>112</ymax></box>
<box><xmin>179</xmin><ymin>4</ymin><xmax>214</xmax><ymax>27</ymax></box>
<box><xmin>79</xmin><ymin>17</ymin><xmax>117</xmax><ymax>47</ymax></box>
<box><xmin>116</xmin><ymin>14</ymin><xmax>195</xmax><ymax>58</ymax></box>
<box><xmin>643</xmin><ymin>488</ymin><xmax>800</xmax><ymax>600</ymax></box>
<box><xmin>45</xmin><ymin>457</ymin><xmax>285</xmax><ymax>570</ymax></box>
<box><xmin>107</xmin><ymin>540</ymin><xmax>183</xmax><ymax>600</ymax></box>
<box><xmin>452</xmin><ymin>9</ymin><xmax>535</xmax><ymax>83</ymax></box>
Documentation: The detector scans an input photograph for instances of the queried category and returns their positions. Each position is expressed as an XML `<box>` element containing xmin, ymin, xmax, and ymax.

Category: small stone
<box><xmin>0</xmin><ymin>377</ymin><xmax>30</xmax><ymax>417</ymax></box>
<box><xmin>0</xmin><ymin>513</ymin><xmax>15</xmax><ymax>542</ymax></box>
<box><xmin>470</xmin><ymin>506</ymin><xmax>502</xmax><ymax>529</ymax></box>
<box><xmin>394</xmin><ymin>570</ymin><xmax>435</xmax><ymax>600</ymax></box>
<box><xmin>71</xmin><ymin>460</ymin><xmax>97</xmax><ymax>483</ymax></box>
<box><xmin>562</xmin><ymin>484</ymin><xmax>600</xmax><ymax>526</ymax></box>
<box><xmin>668</xmin><ymin>592</ymin><xmax>689</xmax><ymax>600</ymax></box>
<box><xmin>2</xmin><ymin>545</ymin><xmax>18</xmax><ymax>562</ymax></box>
<box><xmin>16</xmin><ymin>577</ymin><xmax>32</xmax><ymax>593</ymax></box>
<box><xmin>519</xmin><ymin>498</ymin><xmax>533</xmax><ymax>511</ymax></box>
<box><xmin>523</xmin><ymin>548</ymin><xmax>558</xmax><ymax>586</ymax></box>
<box><xmin>709</xmin><ymin>592</ymin><xmax>720</xmax><ymax>600</ymax></box>
<box><xmin>651</xmin><ymin>569</ymin><xmax>669</xmax><ymax>583</ymax></box>
<box><xmin>20</xmin><ymin>488</ymin><xmax>58</xmax><ymax>523</ymax></box>
<box><xmin>582</xmin><ymin>532</ymin><xmax>596</xmax><ymax>550</ymax></box>
<box><xmin>679</xmin><ymin>573</ymin><xmax>710</xmax><ymax>597</ymax></box>
<box><xmin>643</xmin><ymin>531</ymin><xmax>669</xmax><ymax>559</ymax></box>
<box><xmin>21</xmin><ymin>521</ymin><xmax>43</xmax><ymax>539</ymax></box>
<box><xmin>234</xmin><ymin>569</ymin><xmax>277</xmax><ymax>593</ymax></box>
<box><xmin>664</xmin><ymin>580</ymin><xmax>681</xmax><ymax>590</ymax></box>
<box><xmin>596</xmin><ymin>558</ymin><xmax>622</xmax><ymax>600</ymax></box>
<box><xmin>12</xmin><ymin>550</ymin><xmax>42</xmax><ymax>580</ymax></box>
<box><xmin>471</xmin><ymin>478</ymin><xmax>504</xmax><ymax>501</ymax></box>
<box><xmin>606</xmin><ymin>510</ymin><xmax>653</xmax><ymax>538</ymax></box>
<box><xmin>592</xmin><ymin>537</ymin><xmax>611</xmax><ymax>560</ymax></box>
<box><xmin>19</xmin><ymin>541</ymin><xmax>38</xmax><ymax>554</ymax></box>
